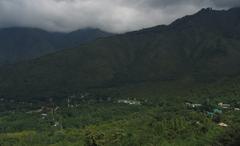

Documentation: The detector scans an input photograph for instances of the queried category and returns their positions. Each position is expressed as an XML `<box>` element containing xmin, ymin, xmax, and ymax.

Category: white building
<box><xmin>53</xmin><ymin>121</ymin><xmax>60</xmax><ymax>127</ymax></box>
<box><xmin>218</xmin><ymin>103</ymin><xmax>231</xmax><ymax>109</ymax></box>
<box><xmin>218</xmin><ymin>122</ymin><xmax>228</xmax><ymax>127</ymax></box>
<box><xmin>234</xmin><ymin>108</ymin><xmax>240</xmax><ymax>111</ymax></box>
<box><xmin>118</xmin><ymin>99</ymin><xmax>141</xmax><ymax>105</ymax></box>
<box><xmin>41</xmin><ymin>113</ymin><xmax>47</xmax><ymax>117</ymax></box>
<box><xmin>185</xmin><ymin>102</ymin><xmax>202</xmax><ymax>108</ymax></box>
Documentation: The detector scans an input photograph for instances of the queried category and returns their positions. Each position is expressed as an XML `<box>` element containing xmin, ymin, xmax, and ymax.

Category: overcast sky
<box><xmin>0</xmin><ymin>0</ymin><xmax>239</xmax><ymax>33</ymax></box>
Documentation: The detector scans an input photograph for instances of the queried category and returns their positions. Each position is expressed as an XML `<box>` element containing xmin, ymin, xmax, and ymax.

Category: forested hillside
<box><xmin>1</xmin><ymin>7</ymin><xmax>240</xmax><ymax>146</ymax></box>
<box><xmin>0</xmin><ymin>8</ymin><xmax>240</xmax><ymax>98</ymax></box>
<box><xmin>0</xmin><ymin>28</ymin><xmax>112</xmax><ymax>64</ymax></box>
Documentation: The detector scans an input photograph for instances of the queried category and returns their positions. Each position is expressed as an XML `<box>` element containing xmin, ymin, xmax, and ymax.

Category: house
<box><xmin>26</xmin><ymin>107</ymin><xmax>44</xmax><ymax>114</ymax></box>
<box><xmin>185</xmin><ymin>102</ymin><xmax>192</xmax><ymax>107</ymax></box>
<box><xmin>213</xmin><ymin>109</ymin><xmax>222</xmax><ymax>114</ymax></box>
<box><xmin>207</xmin><ymin>112</ymin><xmax>214</xmax><ymax>118</ymax></box>
<box><xmin>118</xmin><ymin>99</ymin><xmax>141</xmax><ymax>105</ymax></box>
<box><xmin>41</xmin><ymin>113</ymin><xmax>47</xmax><ymax>117</ymax></box>
<box><xmin>41</xmin><ymin>113</ymin><xmax>48</xmax><ymax>119</ymax></box>
<box><xmin>218</xmin><ymin>122</ymin><xmax>228</xmax><ymax>127</ymax></box>
<box><xmin>185</xmin><ymin>102</ymin><xmax>202</xmax><ymax>108</ymax></box>
<box><xmin>54</xmin><ymin>106</ymin><xmax>60</xmax><ymax>112</ymax></box>
<box><xmin>196</xmin><ymin>121</ymin><xmax>201</xmax><ymax>125</ymax></box>
<box><xmin>218</xmin><ymin>103</ymin><xmax>230</xmax><ymax>109</ymax></box>
<box><xmin>80</xmin><ymin>92</ymin><xmax>90</xmax><ymax>99</ymax></box>
<box><xmin>234</xmin><ymin>108</ymin><xmax>240</xmax><ymax>111</ymax></box>
<box><xmin>192</xmin><ymin>104</ymin><xmax>202</xmax><ymax>108</ymax></box>
<box><xmin>53</xmin><ymin>121</ymin><xmax>60</xmax><ymax>127</ymax></box>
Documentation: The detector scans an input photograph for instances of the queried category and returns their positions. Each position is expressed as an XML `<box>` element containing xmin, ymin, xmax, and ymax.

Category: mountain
<box><xmin>0</xmin><ymin>7</ymin><xmax>240</xmax><ymax>98</ymax></box>
<box><xmin>0</xmin><ymin>27</ymin><xmax>112</xmax><ymax>64</ymax></box>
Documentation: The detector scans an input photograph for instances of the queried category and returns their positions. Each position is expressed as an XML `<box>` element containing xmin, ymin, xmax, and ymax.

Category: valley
<box><xmin>0</xmin><ymin>7</ymin><xmax>240</xmax><ymax>146</ymax></box>
<box><xmin>1</xmin><ymin>80</ymin><xmax>240</xmax><ymax>145</ymax></box>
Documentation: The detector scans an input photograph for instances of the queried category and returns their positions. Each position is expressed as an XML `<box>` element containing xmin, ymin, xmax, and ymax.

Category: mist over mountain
<box><xmin>0</xmin><ymin>0</ymin><xmax>240</xmax><ymax>33</ymax></box>
<box><xmin>0</xmin><ymin>27</ymin><xmax>112</xmax><ymax>64</ymax></box>
<box><xmin>0</xmin><ymin>7</ymin><xmax>240</xmax><ymax>98</ymax></box>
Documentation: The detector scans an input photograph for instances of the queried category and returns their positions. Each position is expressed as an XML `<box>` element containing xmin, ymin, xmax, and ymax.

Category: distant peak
<box><xmin>201</xmin><ymin>7</ymin><xmax>213</xmax><ymax>11</ymax></box>
<box><xmin>197</xmin><ymin>7</ymin><xmax>240</xmax><ymax>15</ymax></box>
<box><xmin>229</xmin><ymin>7</ymin><xmax>240</xmax><ymax>10</ymax></box>
<box><xmin>228</xmin><ymin>7</ymin><xmax>240</xmax><ymax>12</ymax></box>
<box><xmin>197</xmin><ymin>7</ymin><xmax>215</xmax><ymax>14</ymax></box>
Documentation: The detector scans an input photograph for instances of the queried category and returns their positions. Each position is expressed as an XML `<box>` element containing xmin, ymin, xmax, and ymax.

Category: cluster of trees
<box><xmin>1</xmin><ymin>99</ymin><xmax>240</xmax><ymax>146</ymax></box>
<box><xmin>1</xmin><ymin>80</ymin><xmax>240</xmax><ymax>146</ymax></box>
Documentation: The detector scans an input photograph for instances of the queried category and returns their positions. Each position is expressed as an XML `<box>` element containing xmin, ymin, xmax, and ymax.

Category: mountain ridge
<box><xmin>0</xmin><ymin>27</ymin><xmax>112</xmax><ymax>64</ymax></box>
<box><xmin>0</xmin><ymin>7</ymin><xmax>240</xmax><ymax>98</ymax></box>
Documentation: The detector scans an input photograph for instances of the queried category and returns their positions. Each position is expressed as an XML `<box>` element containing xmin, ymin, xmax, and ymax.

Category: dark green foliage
<box><xmin>215</xmin><ymin>125</ymin><xmax>240</xmax><ymax>146</ymax></box>
<box><xmin>0</xmin><ymin>84</ymin><xmax>240</xmax><ymax>146</ymax></box>
<box><xmin>0</xmin><ymin>8</ymin><xmax>240</xmax><ymax>98</ymax></box>
<box><xmin>0</xmin><ymin>27</ymin><xmax>112</xmax><ymax>64</ymax></box>
<box><xmin>1</xmin><ymin>8</ymin><xmax>240</xmax><ymax>146</ymax></box>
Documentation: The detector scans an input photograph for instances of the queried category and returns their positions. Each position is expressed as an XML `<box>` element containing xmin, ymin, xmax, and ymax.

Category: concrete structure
<box><xmin>118</xmin><ymin>99</ymin><xmax>141</xmax><ymax>105</ymax></box>
<box><xmin>218</xmin><ymin>103</ymin><xmax>230</xmax><ymax>109</ymax></box>
<box><xmin>234</xmin><ymin>108</ymin><xmax>240</xmax><ymax>111</ymax></box>
<box><xmin>218</xmin><ymin>122</ymin><xmax>228</xmax><ymax>127</ymax></box>
<box><xmin>185</xmin><ymin>102</ymin><xmax>202</xmax><ymax>108</ymax></box>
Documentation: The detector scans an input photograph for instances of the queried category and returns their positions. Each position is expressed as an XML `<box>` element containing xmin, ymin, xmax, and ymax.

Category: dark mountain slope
<box><xmin>0</xmin><ymin>8</ymin><xmax>240</xmax><ymax>98</ymax></box>
<box><xmin>0</xmin><ymin>27</ymin><xmax>112</xmax><ymax>64</ymax></box>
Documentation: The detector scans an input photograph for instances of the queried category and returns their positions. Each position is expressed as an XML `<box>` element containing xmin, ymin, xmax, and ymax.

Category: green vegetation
<box><xmin>1</xmin><ymin>81</ymin><xmax>240</xmax><ymax>146</ymax></box>
<box><xmin>0</xmin><ymin>28</ymin><xmax>111</xmax><ymax>64</ymax></box>
<box><xmin>1</xmin><ymin>7</ymin><xmax>240</xmax><ymax>146</ymax></box>
<box><xmin>0</xmin><ymin>8</ymin><xmax>240</xmax><ymax>98</ymax></box>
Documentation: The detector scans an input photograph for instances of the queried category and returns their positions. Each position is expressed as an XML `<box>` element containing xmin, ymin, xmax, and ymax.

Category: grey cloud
<box><xmin>0</xmin><ymin>0</ymin><xmax>238</xmax><ymax>33</ymax></box>
<box><xmin>141</xmin><ymin>0</ymin><xmax>208</xmax><ymax>8</ymax></box>
<box><xmin>212</xmin><ymin>0</ymin><xmax>240</xmax><ymax>8</ymax></box>
<box><xmin>143</xmin><ymin>0</ymin><xmax>240</xmax><ymax>8</ymax></box>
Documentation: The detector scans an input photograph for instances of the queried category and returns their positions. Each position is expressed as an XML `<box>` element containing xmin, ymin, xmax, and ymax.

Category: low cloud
<box><xmin>0</xmin><ymin>0</ymin><xmax>239</xmax><ymax>33</ymax></box>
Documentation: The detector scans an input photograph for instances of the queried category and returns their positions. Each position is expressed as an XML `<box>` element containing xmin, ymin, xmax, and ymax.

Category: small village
<box><xmin>185</xmin><ymin>100</ymin><xmax>240</xmax><ymax>127</ymax></box>
<box><xmin>0</xmin><ymin>93</ymin><xmax>144</xmax><ymax>129</ymax></box>
<box><xmin>1</xmin><ymin>94</ymin><xmax>240</xmax><ymax>146</ymax></box>
<box><xmin>1</xmin><ymin>93</ymin><xmax>240</xmax><ymax>130</ymax></box>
